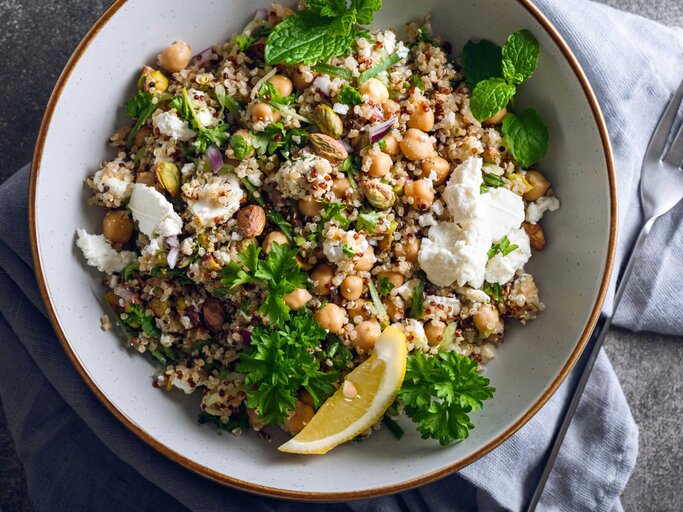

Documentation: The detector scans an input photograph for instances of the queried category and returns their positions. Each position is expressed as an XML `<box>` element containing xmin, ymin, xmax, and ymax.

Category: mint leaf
<box><xmin>487</xmin><ymin>235</ymin><xmax>519</xmax><ymax>259</ymax></box>
<box><xmin>353</xmin><ymin>0</ymin><xmax>382</xmax><ymax>25</ymax></box>
<box><xmin>460</xmin><ymin>39</ymin><xmax>502</xmax><ymax>88</ymax></box>
<box><xmin>501</xmin><ymin>29</ymin><xmax>539</xmax><ymax>85</ymax></box>
<box><xmin>501</xmin><ymin>109</ymin><xmax>548</xmax><ymax>167</ymax></box>
<box><xmin>330</xmin><ymin>10</ymin><xmax>357</xmax><ymax>37</ymax></box>
<box><xmin>308</xmin><ymin>0</ymin><xmax>346</xmax><ymax>17</ymax></box>
<box><xmin>469</xmin><ymin>78</ymin><xmax>516</xmax><ymax>122</ymax></box>
<box><xmin>265</xmin><ymin>11</ymin><xmax>355</xmax><ymax>65</ymax></box>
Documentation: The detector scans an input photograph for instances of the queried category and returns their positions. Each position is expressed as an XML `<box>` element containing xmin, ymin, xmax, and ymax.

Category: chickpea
<box><xmin>473</xmin><ymin>304</ymin><xmax>500</xmax><ymax>337</ymax></box>
<box><xmin>381</xmin><ymin>133</ymin><xmax>400</xmax><ymax>156</ymax></box>
<box><xmin>404</xmin><ymin>179</ymin><xmax>435</xmax><ymax>210</ymax></box>
<box><xmin>283</xmin><ymin>400</ymin><xmax>315</xmax><ymax>435</ymax></box>
<box><xmin>408</xmin><ymin>102</ymin><xmax>435</xmax><ymax>132</ymax></box>
<box><xmin>485</xmin><ymin>107</ymin><xmax>507</xmax><ymax>125</ymax></box>
<box><xmin>400</xmin><ymin>128</ymin><xmax>434</xmax><ymax>161</ymax></box>
<box><xmin>363</xmin><ymin>151</ymin><xmax>393</xmax><ymax>178</ymax></box>
<box><xmin>232</xmin><ymin>129</ymin><xmax>254</xmax><ymax>158</ymax></box>
<box><xmin>136</xmin><ymin>171</ymin><xmax>156</xmax><ymax>187</ymax></box>
<box><xmin>251</xmin><ymin>102</ymin><xmax>281</xmax><ymax>123</ymax></box>
<box><xmin>314</xmin><ymin>303</ymin><xmax>347</xmax><ymax>334</ymax></box>
<box><xmin>157</xmin><ymin>41</ymin><xmax>192</xmax><ymax>73</ymax></box>
<box><xmin>311</xmin><ymin>264</ymin><xmax>335</xmax><ymax>295</ymax></box>
<box><xmin>359</xmin><ymin>78</ymin><xmax>389</xmax><ymax>104</ymax></box>
<box><xmin>283</xmin><ymin>288</ymin><xmax>312</xmax><ymax>310</ymax></box>
<box><xmin>523</xmin><ymin>171</ymin><xmax>551</xmax><ymax>201</ymax></box>
<box><xmin>268</xmin><ymin>74</ymin><xmax>293</xmax><ymax>97</ymax></box>
<box><xmin>347</xmin><ymin>299</ymin><xmax>370</xmax><ymax>323</ymax></box>
<box><xmin>298</xmin><ymin>197</ymin><xmax>324</xmax><ymax>217</ymax></box>
<box><xmin>133</xmin><ymin>126</ymin><xmax>151</xmax><ymax>148</ymax></box>
<box><xmin>353</xmin><ymin>246</ymin><xmax>376</xmax><ymax>272</ymax></box>
<box><xmin>102</xmin><ymin>210</ymin><xmax>133</xmax><ymax>244</ymax></box>
<box><xmin>292</xmin><ymin>65</ymin><xmax>312</xmax><ymax>92</ymax></box>
<box><xmin>383</xmin><ymin>297</ymin><xmax>404</xmax><ymax>322</ymax></box>
<box><xmin>421</xmin><ymin>155</ymin><xmax>451</xmax><ymax>186</ymax></box>
<box><xmin>332</xmin><ymin>177</ymin><xmax>351</xmax><ymax>198</ymax></box>
<box><xmin>382</xmin><ymin>99</ymin><xmax>400</xmax><ymax>115</ymax></box>
<box><xmin>377</xmin><ymin>270</ymin><xmax>404</xmax><ymax>288</ymax></box>
<box><xmin>425</xmin><ymin>320</ymin><xmax>446</xmax><ymax>347</ymax></box>
<box><xmin>262</xmin><ymin>231</ymin><xmax>289</xmax><ymax>253</ymax></box>
<box><xmin>353</xmin><ymin>320</ymin><xmax>382</xmax><ymax>351</ymax></box>
<box><xmin>247</xmin><ymin>408</ymin><xmax>264</xmax><ymax>430</ymax></box>
<box><xmin>395</xmin><ymin>236</ymin><xmax>420</xmax><ymax>262</ymax></box>
<box><xmin>340</xmin><ymin>275</ymin><xmax>364</xmax><ymax>300</ymax></box>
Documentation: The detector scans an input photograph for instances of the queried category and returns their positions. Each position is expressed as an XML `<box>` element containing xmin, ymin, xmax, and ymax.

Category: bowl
<box><xmin>29</xmin><ymin>0</ymin><xmax>616</xmax><ymax>500</ymax></box>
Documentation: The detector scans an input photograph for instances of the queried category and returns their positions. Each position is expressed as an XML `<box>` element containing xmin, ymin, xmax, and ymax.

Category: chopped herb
<box><xmin>313</xmin><ymin>63</ymin><xmax>355</xmax><ymax>81</ymax></box>
<box><xmin>487</xmin><ymin>236</ymin><xmax>519</xmax><ymax>259</ymax></box>
<box><xmin>120</xmin><ymin>262</ymin><xmax>139</xmax><ymax>282</ymax></box>
<box><xmin>377</xmin><ymin>139</ymin><xmax>387</xmax><ymax>151</ymax></box>
<box><xmin>125</xmin><ymin>91</ymin><xmax>157</xmax><ymax>150</ymax></box>
<box><xmin>411</xmin><ymin>273</ymin><xmax>426</xmax><ymax>319</ymax></box>
<box><xmin>482</xmin><ymin>173</ymin><xmax>504</xmax><ymax>187</ymax></box>
<box><xmin>359</xmin><ymin>52</ymin><xmax>402</xmax><ymax>83</ymax></box>
<box><xmin>123</xmin><ymin>304</ymin><xmax>160</xmax><ymax>338</ymax></box>
<box><xmin>234</xmin><ymin>33</ymin><xmax>256</xmax><ymax>52</ymax></box>
<box><xmin>251</xmin><ymin>122</ymin><xmax>309</xmax><ymax>159</ymax></box>
<box><xmin>341</xmin><ymin>244</ymin><xmax>356</xmax><ymax>257</ymax></box>
<box><xmin>341</xmin><ymin>155</ymin><xmax>360</xmax><ymax>188</ymax></box>
<box><xmin>230</xmin><ymin>134</ymin><xmax>252</xmax><ymax>160</ymax></box>
<box><xmin>382</xmin><ymin>416</ymin><xmax>405</xmax><ymax>440</ymax></box>
<box><xmin>368</xmin><ymin>280</ymin><xmax>389</xmax><ymax>327</ymax></box>
<box><xmin>377</xmin><ymin>275</ymin><xmax>395</xmax><ymax>298</ymax></box>
<box><xmin>319</xmin><ymin>336</ymin><xmax>353</xmax><ymax>372</ymax></box>
<box><xmin>198</xmin><ymin>405</ymin><xmax>250</xmax><ymax>433</ymax></box>
<box><xmin>407</xmin><ymin>74</ymin><xmax>423</xmax><ymax>89</ymax></box>
<box><xmin>338</xmin><ymin>84</ymin><xmax>363</xmax><ymax>105</ymax></box>
<box><xmin>215</xmin><ymin>84</ymin><xmax>244</xmax><ymax>118</ymax></box>
<box><xmin>174</xmin><ymin>87</ymin><xmax>230</xmax><ymax>154</ymax></box>
<box><xmin>355</xmin><ymin>211</ymin><xmax>379</xmax><ymax>233</ymax></box>
<box><xmin>483</xmin><ymin>281</ymin><xmax>504</xmax><ymax>302</ymax></box>
<box><xmin>320</xmin><ymin>201</ymin><xmax>351</xmax><ymax>229</ymax></box>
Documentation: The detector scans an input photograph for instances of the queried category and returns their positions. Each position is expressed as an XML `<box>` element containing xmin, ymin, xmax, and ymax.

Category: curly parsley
<box><xmin>397</xmin><ymin>351</ymin><xmax>495</xmax><ymax>445</ymax></box>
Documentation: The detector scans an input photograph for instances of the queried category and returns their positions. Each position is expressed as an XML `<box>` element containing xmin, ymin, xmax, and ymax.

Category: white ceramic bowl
<box><xmin>30</xmin><ymin>0</ymin><xmax>616</xmax><ymax>500</ymax></box>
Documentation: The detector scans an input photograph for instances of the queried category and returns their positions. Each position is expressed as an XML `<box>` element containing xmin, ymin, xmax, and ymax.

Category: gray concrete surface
<box><xmin>0</xmin><ymin>1</ymin><xmax>681</xmax><ymax>511</ymax></box>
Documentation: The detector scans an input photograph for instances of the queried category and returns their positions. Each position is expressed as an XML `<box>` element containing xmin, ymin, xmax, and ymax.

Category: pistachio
<box><xmin>236</xmin><ymin>205</ymin><xmax>266</xmax><ymax>238</ymax></box>
<box><xmin>138</xmin><ymin>66</ymin><xmax>168</xmax><ymax>95</ymax></box>
<box><xmin>309</xmin><ymin>133</ymin><xmax>348</xmax><ymax>163</ymax></box>
<box><xmin>363</xmin><ymin>180</ymin><xmax>396</xmax><ymax>210</ymax></box>
<box><xmin>523</xmin><ymin>222</ymin><xmax>546</xmax><ymax>250</ymax></box>
<box><xmin>154</xmin><ymin>162</ymin><xmax>180</xmax><ymax>197</ymax></box>
<box><xmin>311</xmin><ymin>104</ymin><xmax>343</xmax><ymax>139</ymax></box>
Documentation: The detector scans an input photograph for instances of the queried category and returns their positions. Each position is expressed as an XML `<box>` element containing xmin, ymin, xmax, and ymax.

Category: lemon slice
<box><xmin>278</xmin><ymin>326</ymin><xmax>407</xmax><ymax>455</ymax></box>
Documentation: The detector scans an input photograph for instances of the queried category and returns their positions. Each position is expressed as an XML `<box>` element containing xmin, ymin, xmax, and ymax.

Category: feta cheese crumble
<box><xmin>183</xmin><ymin>173</ymin><xmax>244</xmax><ymax>227</ymax></box>
<box><xmin>128</xmin><ymin>183</ymin><xmax>183</xmax><ymax>237</ymax></box>
<box><xmin>154</xmin><ymin>111</ymin><xmax>196</xmax><ymax>141</ymax></box>
<box><xmin>526</xmin><ymin>195</ymin><xmax>560</xmax><ymax>224</ymax></box>
<box><xmin>75</xmin><ymin>229</ymin><xmax>137</xmax><ymax>273</ymax></box>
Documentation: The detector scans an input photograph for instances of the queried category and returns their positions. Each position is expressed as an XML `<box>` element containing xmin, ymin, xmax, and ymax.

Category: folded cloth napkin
<box><xmin>1</xmin><ymin>0</ymin><xmax>682</xmax><ymax>510</ymax></box>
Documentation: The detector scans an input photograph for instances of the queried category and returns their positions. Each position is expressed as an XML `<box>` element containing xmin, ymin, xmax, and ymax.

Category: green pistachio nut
<box><xmin>311</xmin><ymin>104</ymin><xmax>344</xmax><ymax>139</ymax></box>
<box><xmin>363</xmin><ymin>180</ymin><xmax>396</xmax><ymax>210</ymax></box>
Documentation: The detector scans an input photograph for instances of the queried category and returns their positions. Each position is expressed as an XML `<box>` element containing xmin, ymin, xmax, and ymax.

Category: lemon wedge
<box><xmin>278</xmin><ymin>325</ymin><xmax>407</xmax><ymax>455</ymax></box>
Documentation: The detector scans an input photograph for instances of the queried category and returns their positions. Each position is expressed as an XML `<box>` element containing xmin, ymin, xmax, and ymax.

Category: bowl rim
<box><xmin>29</xmin><ymin>0</ymin><xmax>617</xmax><ymax>501</ymax></box>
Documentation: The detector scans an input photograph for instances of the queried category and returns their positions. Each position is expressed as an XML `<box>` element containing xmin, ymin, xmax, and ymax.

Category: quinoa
<box><xmin>77</xmin><ymin>3</ymin><xmax>559</xmax><ymax>441</ymax></box>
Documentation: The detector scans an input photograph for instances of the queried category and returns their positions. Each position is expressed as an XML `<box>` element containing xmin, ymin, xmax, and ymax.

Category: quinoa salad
<box><xmin>76</xmin><ymin>1</ymin><xmax>560</xmax><ymax>450</ymax></box>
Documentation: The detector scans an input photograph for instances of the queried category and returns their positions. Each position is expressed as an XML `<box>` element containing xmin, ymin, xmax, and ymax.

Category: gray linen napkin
<box><xmin>1</xmin><ymin>0</ymin><xmax>681</xmax><ymax>510</ymax></box>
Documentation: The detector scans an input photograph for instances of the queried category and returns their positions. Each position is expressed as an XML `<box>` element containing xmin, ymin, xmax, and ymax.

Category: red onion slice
<box><xmin>206</xmin><ymin>145</ymin><xmax>223</xmax><ymax>173</ymax></box>
<box><xmin>368</xmin><ymin>116</ymin><xmax>397</xmax><ymax>145</ymax></box>
<box><xmin>165</xmin><ymin>236</ymin><xmax>179</xmax><ymax>248</ymax></box>
<box><xmin>113</xmin><ymin>285</ymin><xmax>136</xmax><ymax>302</ymax></box>
<box><xmin>192</xmin><ymin>47</ymin><xmax>213</xmax><ymax>66</ymax></box>
<box><xmin>242</xmin><ymin>329</ymin><xmax>252</xmax><ymax>345</ymax></box>
<box><xmin>167</xmin><ymin>245</ymin><xmax>180</xmax><ymax>269</ymax></box>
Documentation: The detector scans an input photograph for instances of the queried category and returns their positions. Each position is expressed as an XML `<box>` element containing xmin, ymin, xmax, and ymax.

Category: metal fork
<box><xmin>526</xmin><ymin>78</ymin><xmax>683</xmax><ymax>511</ymax></box>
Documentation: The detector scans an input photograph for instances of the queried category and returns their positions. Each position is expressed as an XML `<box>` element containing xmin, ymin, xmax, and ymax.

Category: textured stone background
<box><xmin>0</xmin><ymin>1</ymin><xmax>681</xmax><ymax>511</ymax></box>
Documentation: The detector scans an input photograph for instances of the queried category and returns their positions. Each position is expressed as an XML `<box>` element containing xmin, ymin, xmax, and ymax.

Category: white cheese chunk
<box><xmin>75</xmin><ymin>229</ymin><xmax>137</xmax><ymax>273</ymax></box>
<box><xmin>526</xmin><ymin>195</ymin><xmax>560</xmax><ymax>224</ymax></box>
<box><xmin>129</xmin><ymin>184</ymin><xmax>183</xmax><ymax>237</ymax></box>
<box><xmin>485</xmin><ymin>227</ymin><xmax>531</xmax><ymax>284</ymax></box>
<box><xmin>477</xmin><ymin>187</ymin><xmax>526</xmax><ymax>242</ymax></box>
<box><xmin>154</xmin><ymin>111</ymin><xmax>196</xmax><ymax>141</ymax></box>
<box><xmin>323</xmin><ymin>228</ymin><xmax>368</xmax><ymax>263</ymax></box>
<box><xmin>186</xmin><ymin>173</ymin><xmax>244</xmax><ymax>226</ymax></box>
<box><xmin>443</xmin><ymin>157</ymin><xmax>482</xmax><ymax>223</ymax></box>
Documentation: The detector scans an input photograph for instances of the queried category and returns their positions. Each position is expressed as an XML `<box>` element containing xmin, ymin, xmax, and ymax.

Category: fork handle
<box><xmin>525</xmin><ymin>216</ymin><xmax>657</xmax><ymax>511</ymax></box>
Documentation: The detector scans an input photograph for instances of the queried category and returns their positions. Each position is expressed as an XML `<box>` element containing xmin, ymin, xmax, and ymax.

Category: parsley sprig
<box><xmin>462</xmin><ymin>30</ymin><xmax>548</xmax><ymax>167</ymax></box>
<box><xmin>125</xmin><ymin>91</ymin><xmax>158</xmax><ymax>150</ymax></box>
<box><xmin>220</xmin><ymin>242</ymin><xmax>307</xmax><ymax>326</ymax></box>
<box><xmin>237</xmin><ymin>311</ymin><xmax>339</xmax><ymax>425</ymax></box>
<box><xmin>397</xmin><ymin>351</ymin><xmax>495</xmax><ymax>445</ymax></box>
<box><xmin>170</xmin><ymin>87</ymin><xmax>229</xmax><ymax>154</ymax></box>
<box><xmin>265</xmin><ymin>0</ymin><xmax>382</xmax><ymax>65</ymax></box>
